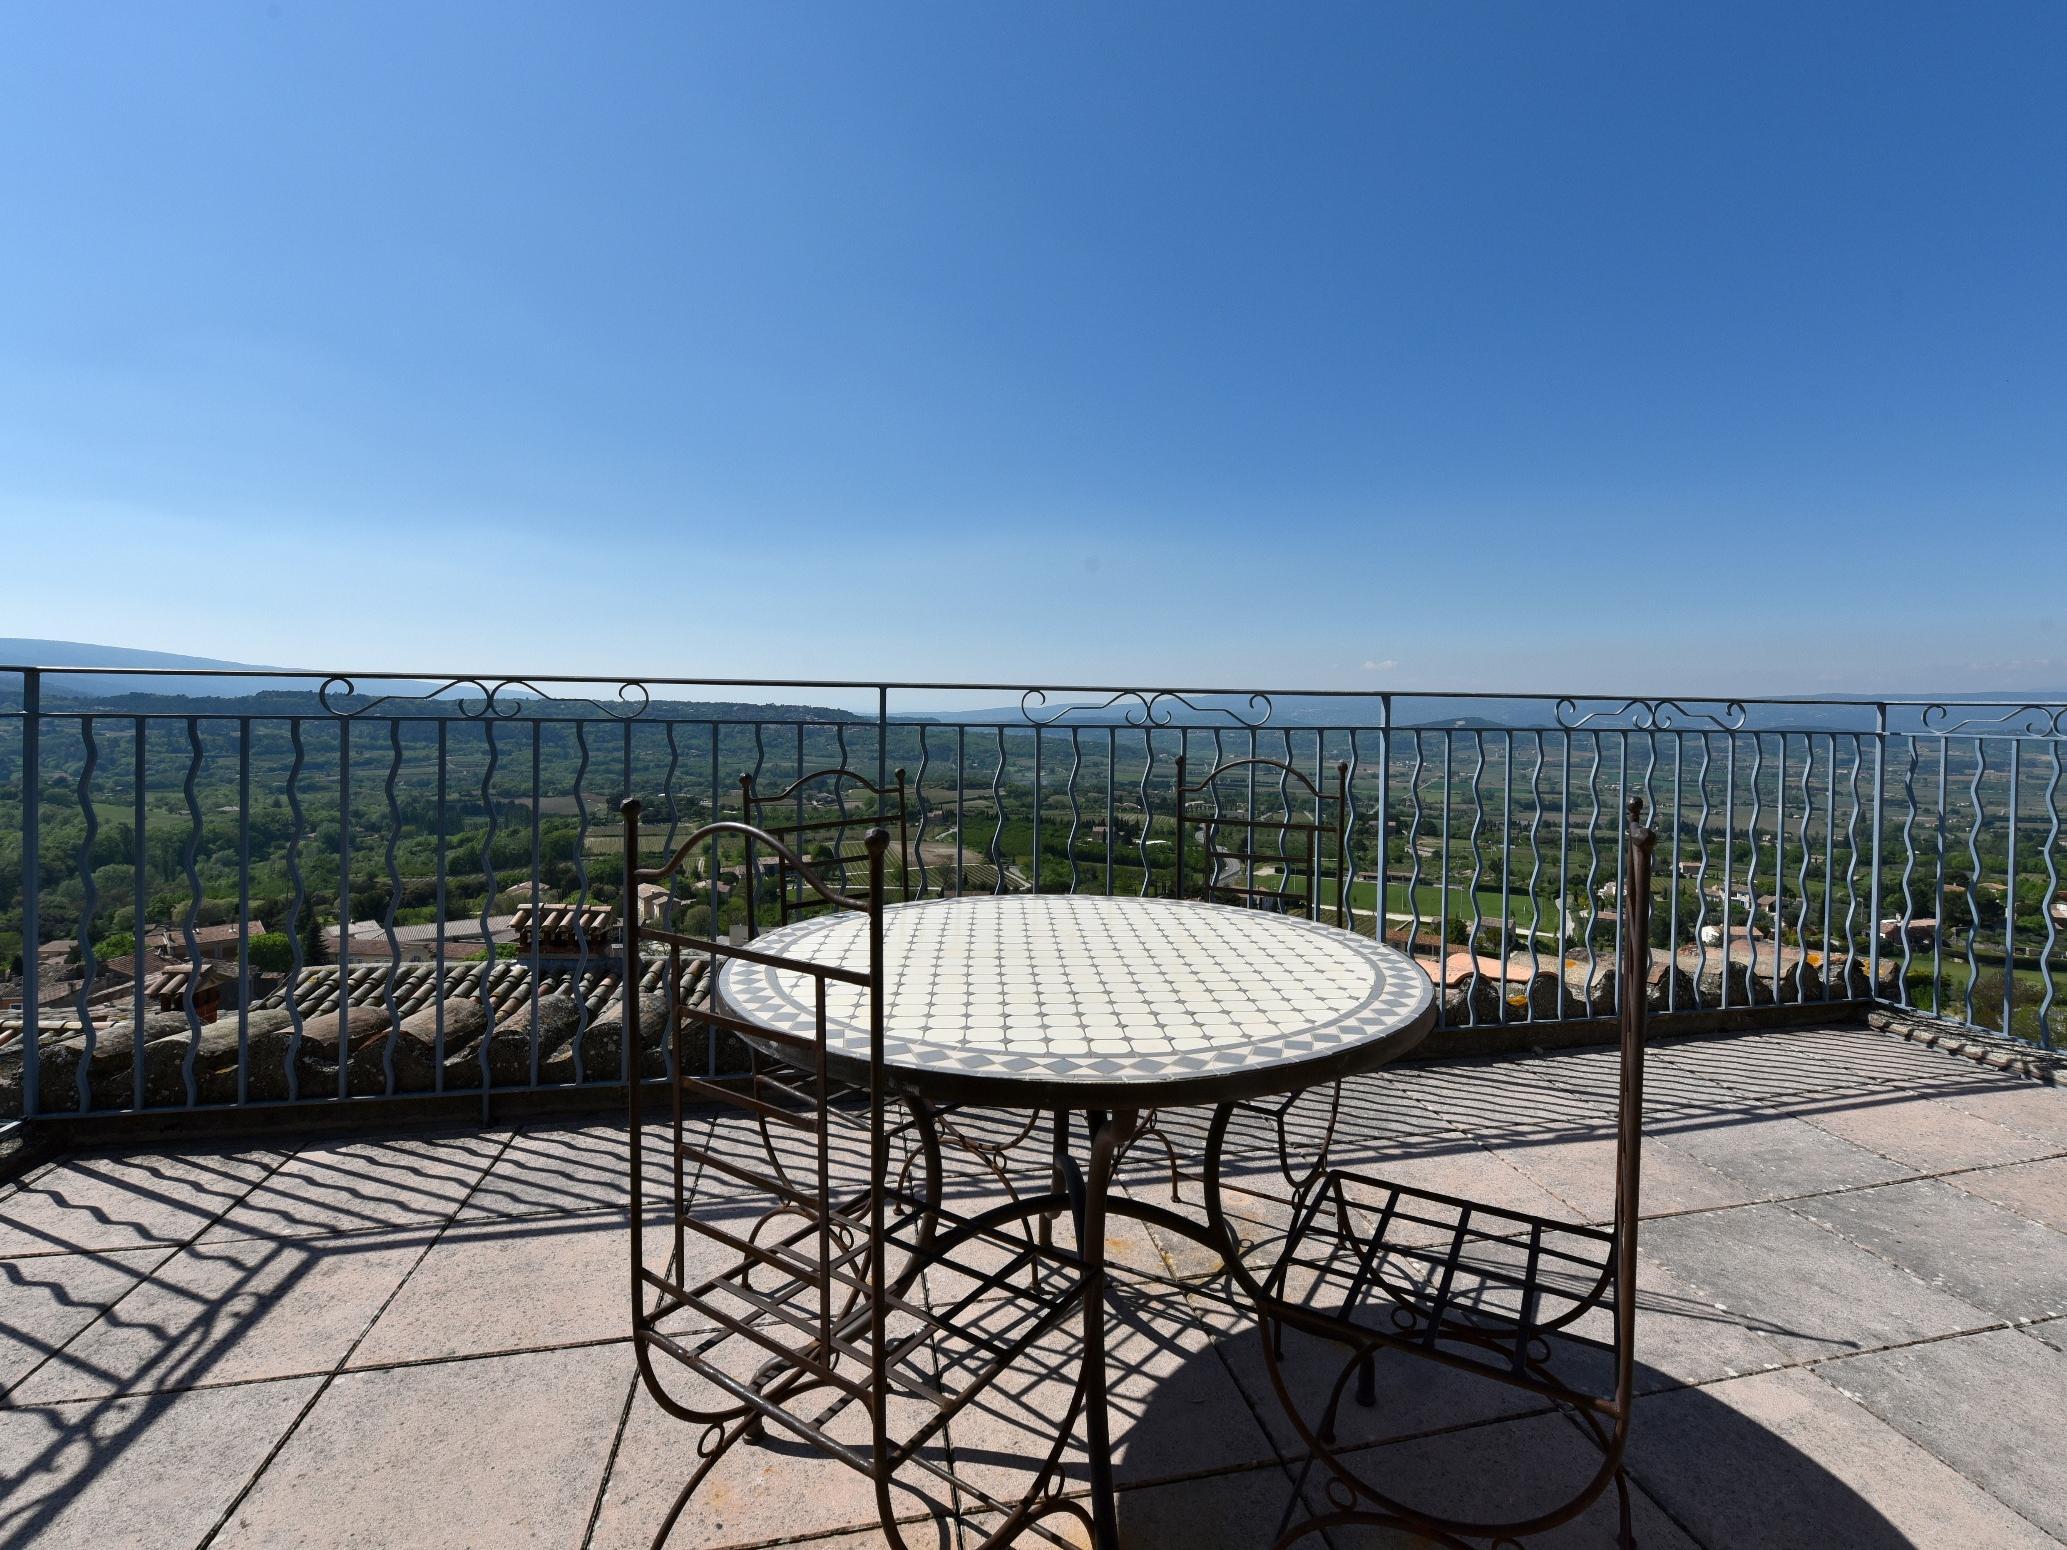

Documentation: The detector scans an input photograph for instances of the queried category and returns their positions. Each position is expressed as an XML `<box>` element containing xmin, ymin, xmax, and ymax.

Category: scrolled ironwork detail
<box><xmin>317</xmin><ymin>675</ymin><xmax>654</xmax><ymax>721</ymax></box>
<box><xmin>489</xmin><ymin>677</ymin><xmax>653</xmax><ymax>721</ymax></box>
<box><xmin>318</xmin><ymin>676</ymin><xmax>499</xmax><ymax>719</ymax></box>
<box><xmin>1018</xmin><ymin>687</ymin><xmax>1274</xmax><ymax>728</ymax></box>
<box><xmin>1553</xmin><ymin>697</ymin><xmax>1748</xmax><ymax>731</ymax></box>
<box><xmin>1019</xmin><ymin>688</ymin><xmax>1154</xmax><ymax>726</ymax></box>
<box><xmin>1919</xmin><ymin>702</ymin><xmax>2066</xmax><ymax>739</ymax></box>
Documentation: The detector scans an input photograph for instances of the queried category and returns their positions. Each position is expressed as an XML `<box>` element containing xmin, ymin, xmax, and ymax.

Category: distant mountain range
<box><xmin>0</xmin><ymin>640</ymin><xmax>432</xmax><ymax>700</ymax></box>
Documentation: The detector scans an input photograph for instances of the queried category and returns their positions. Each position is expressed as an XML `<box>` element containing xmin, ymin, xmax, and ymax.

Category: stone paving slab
<box><xmin>1639</xmin><ymin>1201</ymin><xmax>1998</xmax><ymax>1364</ymax></box>
<box><xmin>1784</xmin><ymin>1176</ymin><xmax>2067</xmax><ymax>1324</ymax></box>
<box><xmin>348</xmin><ymin>1211</ymin><xmax>671</xmax><ymax>1369</ymax></box>
<box><xmin>1931</xmin><ymin>1078</ymin><xmax>2067</xmax><ymax>1147</ymax></box>
<box><xmin>1208</xmin><ymin>1295</ymin><xmax>1546</xmax><ymax>1456</ymax></box>
<box><xmin>201</xmin><ymin>1131</ymin><xmax>506</xmax><ymax>1242</ymax></box>
<box><xmin>1784</xmin><ymin>1088</ymin><xmax>2057</xmax><ymax>1173</ymax></box>
<box><xmin>941</xmin><ymin>1280</ymin><xmax>1281</xmax><ymax>1512</ymax></box>
<box><xmin>0</xmin><ymin>1247</ymin><xmax>171</xmax><ymax>1397</ymax></box>
<box><xmin>594</xmin><ymin>1364</ymin><xmax>962</xmax><ymax>1550</ymax></box>
<box><xmin>1629</xmin><ymin>1366</ymin><xmax>2060</xmax><ymax>1549</ymax></box>
<box><xmin>1650</xmin><ymin>1033</ymin><xmax>1888</xmax><ymax>1110</ymax></box>
<box><xmin>961</xmin><ymin>1457</ymin><xmax>1322</xmax><ymax>1549</ymax></box>
<box><xmin>1950</xmin><ymin>1153</ymin><xmax>2067</xmax><ymax>1233</ymax></box>
<box><xmin>1631</xmin><ymin>1109</ymin><xmax>1913</xmax><ymax>1202</ymax></box>
<box><xmin>14</xmin><ymin>1226</ymin><xmax>431</xmax><ymax>1403</ymax></box>
<box><xmin>1325</xmin><ymin>1409</ymin><xmax>1703</xmax><ymax>1549</ymax></box>
<box><xmin>458</xmin><ymin>1122</ymin><xmax>687</xmax><ymax>1220</ymax></box>
<box><xmin>0</xmin><ymin>1148</ymin><xmax>284</xmax><ymax>1257</ymax></box>
<box><xmin>212</xmin><ymin>1346</ymin><xmax>627</xmax><ymax>1549</ymax></box>
<box><xmin>0</xmin><ymin>1375</ymin><xmax>319</xmax><ymax>1550</ymax></box>
<box><xmin>1493</xmin><ymin>1131</ymin><xmax>1753</xmax><ymax>1223</ymax></box>
<box><xmin>1817</xmin><ymin>1326</ymin><xmax>2067</xmax><ymax>1542</ymax></box>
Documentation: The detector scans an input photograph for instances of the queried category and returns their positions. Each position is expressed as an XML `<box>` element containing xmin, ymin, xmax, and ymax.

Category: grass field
<box><xmin>1256</xmin><ymin>872</ymin><xmax>1558</xmax><ymax>928</ymax></box>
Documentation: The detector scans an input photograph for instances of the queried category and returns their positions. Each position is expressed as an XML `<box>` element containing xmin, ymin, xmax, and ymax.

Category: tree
<box><xmin>297</xmin><ymin>906</ymin><xmax>326</xmax><ymax>967</ymax></box>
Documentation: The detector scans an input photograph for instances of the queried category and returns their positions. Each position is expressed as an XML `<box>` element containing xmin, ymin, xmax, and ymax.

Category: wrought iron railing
<box><xmin>3</xmin><ymin>667</ymin><xmax>2061</xmax><ymax>1124</ymax></box>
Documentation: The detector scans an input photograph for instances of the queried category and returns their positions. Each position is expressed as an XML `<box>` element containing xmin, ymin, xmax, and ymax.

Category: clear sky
<box><xmin>2</xmin><ymin>3</ymin><xmax>2062</xmax><ymax>700</ymax></box>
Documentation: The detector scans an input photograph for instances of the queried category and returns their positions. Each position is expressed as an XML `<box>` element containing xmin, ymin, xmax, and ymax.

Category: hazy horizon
<box><xmin>3</xmin><ymin>5</ymin><xmax>2062</xmax><ymax>693</ymax></box>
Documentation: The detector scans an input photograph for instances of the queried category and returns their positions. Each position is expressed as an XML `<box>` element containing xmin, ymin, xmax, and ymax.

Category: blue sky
<box><xmin>2</xmin><ymin>3</ymin><xmax>2062</xmax><ymax>701</ymax></box>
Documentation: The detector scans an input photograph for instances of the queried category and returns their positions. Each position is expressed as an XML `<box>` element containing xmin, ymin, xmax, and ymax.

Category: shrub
<box><xmin>249</xmin><ymin>932</ymin><xmax>296</xmax><ymax>973</ymax></box>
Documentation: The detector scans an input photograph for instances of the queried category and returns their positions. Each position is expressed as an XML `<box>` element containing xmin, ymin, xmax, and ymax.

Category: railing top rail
<box><xmin>0</xmin><ymin>663</ymin><xmax>2062</xmax><ymax>711</ymax></box>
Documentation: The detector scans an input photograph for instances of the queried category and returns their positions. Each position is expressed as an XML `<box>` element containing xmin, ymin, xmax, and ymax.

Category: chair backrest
<box><xmin>1611</xmin><ymin>796</ymin><xmax>1656</xmax><ymax>1416</ymax></box>
<box><xmin>740</xmin><ymin>767</ymin><xmax>909</xmax><ymax>932</ymax></box>
<box><xmin>1172</xmin><ymin>754</ymin><xmax>1349</xmax><ymax>926</ymax></box>
<box><xmin>618</xmin><ymin>801</ymin><xmax>893</xmax><ymax>1424</ymax></box>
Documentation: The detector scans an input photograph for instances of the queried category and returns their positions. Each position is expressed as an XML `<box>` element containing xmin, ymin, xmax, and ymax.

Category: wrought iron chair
<box><xmin>1166</xmin><ymin>755</ymin><xmax>1354</xmax><ymax>1202</ymax></box>
<box><xmin>742</xmin><ymin>765</ymin><xmax>1046</xmax><ymax>1200</ymax></box>
<box><xmin>620</xmin><ymin>805</ymin><xmax>1099</xmax><ymax>1549</ymax></box>
<box><xmin>1173</xmin><ymin>754</ymin><xmax>1349</xmax><ymax>926</ymax></box>
<box><xmin>740</xmin><ymin>766</ymin><xmax>911</xmax><ymax>928</ymax></box>
<box><xmin>1207</xmin><ymin>798</ymin><xmax>1658</xmax><ymax>1547</ymax></box>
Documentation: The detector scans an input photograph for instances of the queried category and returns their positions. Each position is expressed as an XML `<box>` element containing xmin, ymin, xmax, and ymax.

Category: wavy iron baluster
<box><xmin>71</xmin><ymin>718</ymin><xmax>99</xmax><ymax>1111</ymax></box>
<box><xmin>284</xmin><ymin>720</ymin><xmax>308</xmax><ymax>1102</ymax></box>
<box><xmin>1065</xmin><ymin>726</ymin><xmax>1082</xmax><ymax>895</ymax></box>
<box><xmin>1692</xmin><ymin>733</ymin><xmax>1714</xmax><ymax>1008</ymax></box>
<box><xmin>1897</xmin><ymin>736</ymin><xmax>1920</xmax><ymax>1006</ymax></box>
<box><xmin>1405</xmin><ymin>730</ymin><xmax>1426</xmax><ymax>984</ymax></box>
<box><xmin>378</xmin><ymin>719</ymin><xmax>405</xmax><ymax>1094</ymax></box>
<box><xmin>989</xmin><ymin>727</ymin><xmax>1006</xmax><ymax>894</ymax></box>
<box><xmin>1524</xmin><ymin>732</ymin><xmax>1545</xmax><ymax>1019</ymax></box>
<box><xmin>1464</xmin><ymin>731</ymin><xmax>1487</xmax><ymax>1019</ymax></box>
<box><xmin>1794</xmin><ymin>735</ymin><xmax>1815</xmax><ymax>1003</ymax></box>
<box><xmin>1842</xmin><ymin>736</ymin><xmax>1864</xmax><ymax>996</ymax></box>
<box><xmin>2039</xmin><ymin>741</ymin><xmax>2062</xmax><ymax>1049</ymax></box>
<box><xmin>1137</xmin><ymin>726</ymin><xmax>1154</xmax><ymax>897</ymax></box>
<box><xmin>1963</xmin><ymin>738</ymin><xmax>1986</xmax><ymax>1028</ymax></box>
<box><xmin>570</xmin><ymin>719</ymin><xmax>593</xmax><ymax>1085</ymax></box>
<box><xmin>1581</xmin><ymin>732</ymin><xmax>1604</xmax><ymax>1011</ymax></box>
<box><xmin>475</xmin><ymin>718</ymin><xmax>500</xmax><ymax>1095</ymax></box>
<box><xmin>131</xmin><ymin>718</ymin><xmax>147</xmax><ymax>1112</ymax></box>
<box><xmin>1343</xmin><ymin>729</ymin><xmax>1362</xmax><ymax>931</ymax></box>
<box><xmin>178</xmin><ymin>717</ymin><xmax>206</xmax><ymax>1106</ymax></box>
<box><xmin>1745</xmin><ymin>732</ymin><xmax>1765</xmax><ymax>1004</ymax></box>
<box><xmin>912</xmin><ymin>724</ymin><xmax>932</xmax><ymax>900</ymax></box>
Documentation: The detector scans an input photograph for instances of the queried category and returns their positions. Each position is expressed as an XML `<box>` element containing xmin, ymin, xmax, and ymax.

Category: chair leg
<box><xmin>648</xmin><ymin>1416</ymin><xmax>754</xmax><ymax>1550</ymax></box>
<box><xmin>1271</xmin><ymin>1511</ymin><xmax>1476</xmax><ymax>1550</ymax></box>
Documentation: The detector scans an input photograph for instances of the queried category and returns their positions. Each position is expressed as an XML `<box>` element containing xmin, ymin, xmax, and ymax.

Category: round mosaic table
<box><xmin>711</xmin><ymin>893</ymin><xmax>1438</xmax><ymax>1109</ymax></box>
<box><xmin>709</xmin><ymin>893</ymin><xmax>1436</xmax><ymax>1550</ymax></box>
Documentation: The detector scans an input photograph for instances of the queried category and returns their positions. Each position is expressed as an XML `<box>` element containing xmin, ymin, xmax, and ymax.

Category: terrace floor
<box><xmin>2</xmin><ymin>1023</ymin><xmax>2064</xmax><ymax>1548</ymax></box>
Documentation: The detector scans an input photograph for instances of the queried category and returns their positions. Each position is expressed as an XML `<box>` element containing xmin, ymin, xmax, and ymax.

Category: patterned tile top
<box><xmin>714</xmin><ymin>894</ymin><xmax>1434</xmax><ymax>1098</ymax></box>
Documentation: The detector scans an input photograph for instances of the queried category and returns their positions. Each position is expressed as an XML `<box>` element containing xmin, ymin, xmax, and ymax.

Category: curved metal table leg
<box><xmin>891</xmin><ymin>1100</ymin><xmax>1235</xmax><ymax>1550</ymax></box>
<box><xmin>1080</xmin><ymin>1107</ymin><xmax>1139</xmax><ymax>1549</ymax></box>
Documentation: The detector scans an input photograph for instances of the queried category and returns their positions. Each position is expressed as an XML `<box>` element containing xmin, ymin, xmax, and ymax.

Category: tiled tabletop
<box><xmin>714</xmin><ymin>894</ymin><xmax>1435</xmax><ymax>1102</ymax></box>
